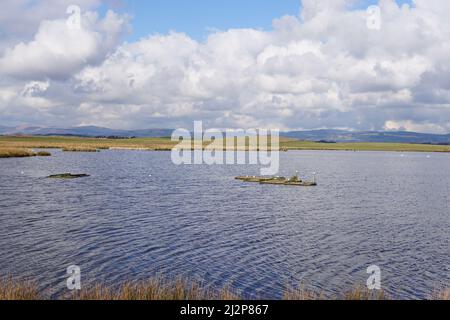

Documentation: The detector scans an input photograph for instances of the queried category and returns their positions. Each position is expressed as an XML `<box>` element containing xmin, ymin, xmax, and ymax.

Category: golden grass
<box><xmin>1</xmin><ymin>136</ymin><xmax>449</xmax><ymax>153</ymax></box>
<box><xmin>0</xmin><ymin>278</ymin><xmax>40</xmax><ymax>300</ymax></box>
<box><xmin>0</xmin><ymin>147</ymin><xmax>37</xmax><ymax>158</ymax></box>
<box><xmin>432</xmin><ymin>288</ymin><xmax>450</xmax><ymax>300</ymax></box>
<box><xmin>283</xmin><ymin>285</ymin><xmax>324</xmax><ymax>300</ymax></box>
<box><xmin>0</xmin><ymin>136</ymin><xmax>177</xmax><ymax>151</ymax></box>
<box><xmin>342</xmin><ymin>286</ymin><xmax>388</xmax><ymax>300</ymax></box>
<box><xmin>70</xmin><ymin>278</ymin><xmax>239</xmax><ymax>301</ymax></box>
<box><xmin>0</xmin><ymin>277</ymin><xmax>448</xmax><ymax>300</ymax></box>
<box><xmin>282</xmin><ymin>140</ymin><xmax>450</xmax><ymax>153</ymax></box>
<box><xmin>284</xmin><ymin>285</ymin><xmax>388</xmax><ymax>300</ymax></box>
<box><xmin>0</xmin><ymin>147</ymin><xmax>52</xmax><ymax>158</ymax></box>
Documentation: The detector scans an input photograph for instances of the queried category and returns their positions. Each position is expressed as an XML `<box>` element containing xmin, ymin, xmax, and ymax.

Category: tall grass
<box><xmin>0</xmin><ymin>278</ymin><xmax>40</xmax><ymax>300</ymax></box>
<box><xmin>432</xmin><ymin>288</ymin><xmax>450</xmax><ymax>300</ymax></box>
<box><xmin>342</xmin><ymin>286</ymin><xmax>388</xmax><ymax>300</ymax></box>
<box><xmin>0</xmin><ymin>148</ymin><xmax>37</xmax><ymax>158</ymax></box>
<box><xmin>0</xmin><ymin>277</ymin><xmax>448</xmax><ymax>300</ymax></box>
<box><xmin>284</xmin><ymin>285</ymin><xmax>387</xmax><ymax>300</ymax></box>
<box><xmin>70</xmin><ymin>278</ymin><xmax>239</xmax><ymax>301</ymax></box>
<box><xmin>0</xmin><ymin>148</ymin><xmax>51</xmax><ymax>158</ymax></box>
<box><xmin>283</xmin><ymin>285</ymin><xmax>324</xmax><ymax>300</ymax></box>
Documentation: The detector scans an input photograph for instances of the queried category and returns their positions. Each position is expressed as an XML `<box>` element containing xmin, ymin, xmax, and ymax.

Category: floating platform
<box><xmin>236</xmin><ymin>175</ymin><xmax>317</xmax><ymax>187</ymax></box>
<box><xmin>236</xmin><ymin>176</ymin><xmax>285</xmax><ymax>183</ymax></box>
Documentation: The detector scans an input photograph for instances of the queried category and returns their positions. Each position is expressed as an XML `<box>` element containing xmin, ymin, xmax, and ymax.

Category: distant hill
<box><xmin>1</xmin><ymin>126</ymin><xmax>449</xmax><ymax>144</ymax></box>
<box><xmin>0</xmin><ymin>126</ymin><xmax>174</xmax><ymax>138</ymax></box>
<box><xmin>282</xmin><ymin>130</ymin><xmax>450</xmax><ymax>144</ymax></box>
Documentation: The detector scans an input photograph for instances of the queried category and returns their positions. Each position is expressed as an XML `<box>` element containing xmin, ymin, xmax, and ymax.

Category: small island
<box><xmin>47</xmin><ymin>173</ymin><xmax>90</xmax><ymax>179</ymax></box>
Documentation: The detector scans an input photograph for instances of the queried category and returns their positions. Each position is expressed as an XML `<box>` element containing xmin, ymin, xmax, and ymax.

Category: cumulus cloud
<box><xmin>0</xmin><ymin>10</ymin><xmax>129</xmax><ymax>80</ymax></box>
<box><xmin>0</xmin><ymin>1</ymin><xmax>101</xmax><ymax>40</ymax></box>
<box><xmin>1</xmin><ymin>0</ymin><xmax>450</xmax><ymax>133</ymax></box>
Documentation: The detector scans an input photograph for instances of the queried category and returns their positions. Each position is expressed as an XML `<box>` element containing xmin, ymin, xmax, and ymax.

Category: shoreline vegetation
<box><xmin>0</xmin><ymin>136</ymin><xmax>450</xmax><ymax>158</ymax></box>
<box><xmin>0</xmin><ymin>277</ymin><xmax>448</xmax><ymax>300</ymax></box>
<box><xmin>0</xmin><ymin>147</ymin><xmax>51</xmax><ymax>158</ymax></box>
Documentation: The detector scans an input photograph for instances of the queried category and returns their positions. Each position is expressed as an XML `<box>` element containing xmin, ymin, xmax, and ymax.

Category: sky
<box><xmin>1</xmin><ymin>0</ymin><xmax>450</xmax><ymax>133</ymax></box>
<box><xmin>109</xmin><ymin>0</ymin><xmax>412</xmax><ymax>41</ymax></box>
<box><xmin>121</xmin><ymin>0</ymin><xmax>304</xmax><ymax>41</ymax></box>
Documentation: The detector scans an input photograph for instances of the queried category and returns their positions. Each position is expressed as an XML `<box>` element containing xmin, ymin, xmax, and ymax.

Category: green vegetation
<box><xmin>0</xmin><ymin>136</ymin><xmax>177</xmax><ymax>151</ymax></box>
<box><xmin>0</xmin><ymin>277</ymin><xmax>448</xmax><ymax>300</ymax></box>
<box><xmin>0</xmin><ymin>135</ymin><xmax>450</xmax><ymax>153</ymax></box>
<box><xmin>281</xmin><ymin>139</ymin><xmax>450</xmax><ymax>152</ymax></box>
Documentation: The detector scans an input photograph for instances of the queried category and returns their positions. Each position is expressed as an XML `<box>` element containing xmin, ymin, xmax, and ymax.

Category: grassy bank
<box><xmin>0</xmin><ymin>147</ymin><xmax>51</xmax><ymax>158</ymax></box>
<box><xmin>282</xmin><ymin>140</ymin><xmax>450</xmax><ymax>152</ymax></box>
<box><xmin>0</xmin><ymin>277</ymin><xmax>448</xmax><ymax>300</ymax></box>
<box><xmin>1</xmin><ymin>136</ymin><xmax>450</xmax><ymax>153</ymax></box>
<box><xmin>0</xmin><ymin>136</ymin><xmax>177</xmax><ymax>151</ymax></box>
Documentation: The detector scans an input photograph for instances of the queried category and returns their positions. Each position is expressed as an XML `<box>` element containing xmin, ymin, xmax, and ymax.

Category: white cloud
<box><xmin>1</xmin><ymin>0</ymin><xmax>450</xmax><ymax>133</ymax></box>
<box><xmin>0</xmin><ymin>10</ymin><xmax>129</xmax><ymax>80</ymax></box>
<box><xmin>384</xmin><ymin>120</ymin><xmax>448</xmax><ymax>134</ymax></box>
<box><xmin>0</xmin><ymin>0</ymin><xmax>101</xmax><ymax>45</ymax></box>
<box><xmin>21</xmin><ymin>81</ymin><xmax>50</xmax><ymax>97</ymax></box>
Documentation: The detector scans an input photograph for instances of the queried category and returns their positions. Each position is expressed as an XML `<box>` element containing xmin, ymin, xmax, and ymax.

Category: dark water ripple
<box><xmin>0</xmin><ymin>150</ymin><xmax>449</xmax><ymax>299</ymax></box>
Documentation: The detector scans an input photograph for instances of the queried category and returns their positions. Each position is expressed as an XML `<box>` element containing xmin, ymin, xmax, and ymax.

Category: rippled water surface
<box><xmin>0</xmin><ymin>150</ymin><xmax>449</xmax><ymax>299</ymax></box>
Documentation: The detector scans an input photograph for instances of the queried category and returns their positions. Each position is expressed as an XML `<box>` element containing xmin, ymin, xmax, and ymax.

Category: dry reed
<box><xmin>0</xmin><ymin>278</ymin><xmax>40</xmax><ymax>300</ymax></box>
<box><xmin>0</xmin><ymin>277</ymin><xmax>447</xmax><ymax>301</ymax></box>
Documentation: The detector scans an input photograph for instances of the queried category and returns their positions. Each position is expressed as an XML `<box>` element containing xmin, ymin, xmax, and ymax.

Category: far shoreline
<box><xmin>1</xmin><ymin>135</ymin><xmax>450</xmax><ymax>157</ymax></box>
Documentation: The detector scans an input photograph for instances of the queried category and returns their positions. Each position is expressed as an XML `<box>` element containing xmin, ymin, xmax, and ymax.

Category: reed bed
<box><xmin>0</xmin><ymin>148</ymin><xmax>37</xmax><ymax>158</ymax></box>
<box><xmin>1</xmin><ymin>277</ymin><xmax>448</xmax><ymax>300</ymax></box>
<box><xmin>0</xmin><ymin>278</ymin><xmax>40</xmax><ymax>300</ymax></box>
<box><xmin>0</xmin><ymin>148</ymin><xmax>51</xmax><ymax>158</ymax></box>
<box><xmin>69</xmin><ymin>278</ymin><xmax>239</xmax><ymax>301</ymax></box>
<box><xmin>284</xmin><ymin>285</ymin><xmax>388</xmax><ymax>300</ymax></box>
<box><xmin>283</xmin><ymin>285</ymin><xmax>324</xmax><ymax>300</ymax></box>
<box><xmin>432</xmin><ymin>288</ymin><xmax>450</xmax><ymax>300</ymax></box>
<box><xmin>342</xmin><ymin>286</ymin><xmax>388</xmax><ymax>300</ymax></box>
<box><xmin>1</xmin><ymin>136</ymin><xmax>450</xmax><ymax>153</ymax></box>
